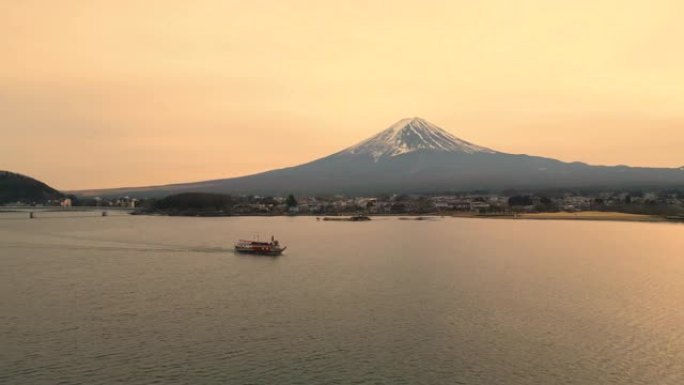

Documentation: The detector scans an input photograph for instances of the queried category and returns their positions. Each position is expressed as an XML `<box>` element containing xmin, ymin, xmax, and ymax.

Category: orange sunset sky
<box><xmin>1</xmin><ymin>1</ymin><xmax>683</xmax><ymax>190</ymax></box>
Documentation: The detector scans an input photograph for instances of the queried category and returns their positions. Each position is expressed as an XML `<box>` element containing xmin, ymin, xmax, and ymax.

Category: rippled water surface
<box><xmin>1</xmin><ymin>213</ymin><xmax>683</xmax><ymax>384</ymax></box>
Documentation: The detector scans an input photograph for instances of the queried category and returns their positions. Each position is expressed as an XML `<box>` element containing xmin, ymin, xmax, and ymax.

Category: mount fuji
<box><xmin>78</xmin><ymin>117</ymin><xmax>684</xmax><ymax>197</ymax></box>
<box><xmin>341</xmin><ymin>117</ymin><xmax>497</xmax><ymax>160</ymax></box>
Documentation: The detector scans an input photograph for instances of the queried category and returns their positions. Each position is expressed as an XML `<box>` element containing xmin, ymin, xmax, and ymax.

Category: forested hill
<box><xmin>0</xmin><ymin>171</ymin><xmax>64</xmax><ymax>204</ymax></box>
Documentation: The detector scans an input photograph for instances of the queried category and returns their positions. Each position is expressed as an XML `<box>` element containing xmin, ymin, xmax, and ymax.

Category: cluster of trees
<box><xmin>507</xmin><ymin>195</ymin><xmax>534</xmax><ymax>207</ymax></box>
<box><xmin>148</xmin><ymin>193</ymin><xmax>234</xmax><ymax>216</ymax></box>
<box><xmin>138</xmin><ymin>193</ymin><xmax>299</xmax><ymax>216</ymax></box>
<box><xmin>507</xmin><ymin>195</ymin><xmax>556</xmax><ymax>212</ymax></box>
<box><xmin>506</xmin><ymin>193</ymin><xmax>683</xmax><ymax>215</ymax></box>
<box><xmin>592</xmin><ymin>197</ymin><xmax>681</xmax><ymax>215</ymax></box>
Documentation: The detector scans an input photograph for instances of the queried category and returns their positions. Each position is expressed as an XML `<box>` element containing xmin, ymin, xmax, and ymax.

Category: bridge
<box><xmin>0</xmin><ymin>206</ymin><xmax>134</xmax><ymax>219</ymax></box>
<box><xmin>1</xmin><ymin>205</ymin><xmax>133</xmax><ymax>212</ymax></box>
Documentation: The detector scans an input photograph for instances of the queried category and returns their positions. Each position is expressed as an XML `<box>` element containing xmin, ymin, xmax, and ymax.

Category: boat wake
<box><xmin>3</xmin><ymin>241</ymin><xmax>235</xmax><ymax>255</ymax></box>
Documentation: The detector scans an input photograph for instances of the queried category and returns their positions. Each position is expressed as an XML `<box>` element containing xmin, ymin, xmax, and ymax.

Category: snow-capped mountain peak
<box><xmin>342</xmin><ymin>117</ymin><xmax>496</xmax><ymax>161</ymax></box>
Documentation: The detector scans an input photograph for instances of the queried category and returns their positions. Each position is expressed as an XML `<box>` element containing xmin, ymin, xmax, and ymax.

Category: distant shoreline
<box><xmin>138</xmin><ymin>210</ymin><xmax>681</xmax><ymax>223</ymax></box>
<box><xmin>470</xmin><ymin>211</ymin><xmax>672</xmax><ymax>223</ymax></box>
<box><xmin>3</xmin><ymin>209</ymin><xmax>681</xmax><ymax>224</ymax></box>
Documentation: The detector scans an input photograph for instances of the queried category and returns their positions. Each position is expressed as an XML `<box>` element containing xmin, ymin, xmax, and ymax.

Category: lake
<box><xmin>1</xmin><ymin>213</ymin><xmax>683</xmax><ymax>384</ymax></box>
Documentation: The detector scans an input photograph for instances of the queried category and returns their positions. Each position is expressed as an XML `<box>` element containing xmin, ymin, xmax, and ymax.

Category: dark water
<box><xmin>1</xmin><ymin>214</ymin><xmax>683</xmax><ymax>384</ymax></box>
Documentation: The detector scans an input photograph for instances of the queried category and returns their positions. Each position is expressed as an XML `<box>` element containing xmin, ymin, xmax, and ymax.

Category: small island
<box><xmin>321</xmin><ymin>215</ymin><xmax>371</xmax><ymax>222</ymax></box>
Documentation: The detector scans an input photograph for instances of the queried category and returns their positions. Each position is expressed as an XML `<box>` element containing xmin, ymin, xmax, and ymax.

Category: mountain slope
<box><xmin>0</xmin><ymin>171</ymin><xmax>64</xmax><ymax>204</ymax></box>
<box><xmin>75</xmin><ymin>118</ymin><xmax>684</xmax><ymax>197</ymax></box>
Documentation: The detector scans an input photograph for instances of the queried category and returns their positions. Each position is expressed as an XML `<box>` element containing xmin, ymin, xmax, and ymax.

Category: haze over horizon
<box><xmin>2</xmin><ymin>1</ymin><xmax>684</xmax><ymax>190</ymax></box>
